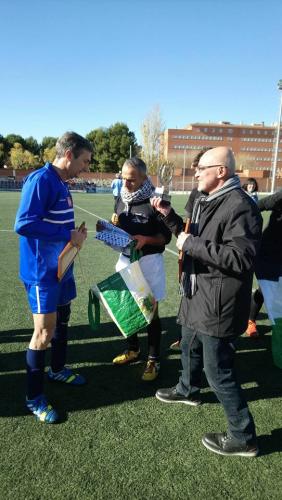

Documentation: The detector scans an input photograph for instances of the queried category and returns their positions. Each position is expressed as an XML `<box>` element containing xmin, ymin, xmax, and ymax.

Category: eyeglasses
<box><xmin>195</xmin><ymin>164</ymin><xmax>226</xmax><ymax>172</ymax></box>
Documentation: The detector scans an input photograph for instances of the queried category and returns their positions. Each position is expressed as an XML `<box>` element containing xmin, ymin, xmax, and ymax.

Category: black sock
<box><xmin>147</xmin><ymin>317</ymin><xmax>162</xmax><ymax>360</ymax></box>
<box><xmin>26</xmin><ymin>348</ymin><xmax>46</xmax><ymax>400</ymax></box>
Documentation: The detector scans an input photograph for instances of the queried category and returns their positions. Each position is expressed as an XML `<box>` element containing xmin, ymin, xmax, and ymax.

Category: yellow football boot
<box><xmin>113</xmin><ymin>350</ymin><xmax>140</xmax><ymax>365</ymax></box>
<box><xmin>142</xmin><ymin>360</ymin><xmax>160</xmax><ymax>382</ymax></box>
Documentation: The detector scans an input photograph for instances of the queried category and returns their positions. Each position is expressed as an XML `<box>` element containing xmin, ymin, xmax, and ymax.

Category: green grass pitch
<box><xmin>0</xmin><ymin>191</ymin><xmax>282</xmax><ymax>500</ymax></box>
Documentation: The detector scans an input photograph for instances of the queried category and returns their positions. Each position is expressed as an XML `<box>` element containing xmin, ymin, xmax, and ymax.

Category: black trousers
<box><xmin>249</xmin><ymin>287</ymin><xmax>264</xmax><ymax>321</ymax></box>
<box><xmin>176</xmin><ymin>326</ymin><xmax>256</xmax><ymax>444</ymax></box>
<box><xmin>126</xmin><ymin>316</ymin><xmax>162</xmax><ymax>360</ymax></box>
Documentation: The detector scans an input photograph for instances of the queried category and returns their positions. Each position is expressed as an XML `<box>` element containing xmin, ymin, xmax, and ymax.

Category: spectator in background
<box><xmin>111</xmin><ymin>173</ymin><xmax>123</xmax><ymax>205</ymax></box>
<box><xmin>242</xmin><ymin>178</ymin><xmax>259</xmax><ymax>203</ymax></box>
<box><xmin>246</xmin><ymin>189</ymin><xmax>282</xmax><ymax>337</ymax></box>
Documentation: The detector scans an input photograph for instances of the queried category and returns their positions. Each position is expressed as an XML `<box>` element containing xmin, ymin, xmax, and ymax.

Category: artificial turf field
<box><xmin>0</xmin><ymin>191</ymin><xmax>282</xmax><ymax>500</ymax></box>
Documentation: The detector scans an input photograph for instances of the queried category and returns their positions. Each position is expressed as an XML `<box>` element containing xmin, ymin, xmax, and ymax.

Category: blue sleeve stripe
<box><xmin>36</xmin><ymin>286</ymin><xmax>41</xmax><ymax>313</ymax></box>
<box><xmin>49</xmin><ymin>209</ymin><xmax>74</xmax><ymax>214</ymax></box>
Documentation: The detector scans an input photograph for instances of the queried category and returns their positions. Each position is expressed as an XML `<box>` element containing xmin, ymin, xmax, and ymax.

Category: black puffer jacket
<box><xmin>256</xmin><ymin>189</ymin><xmax>282</xmax><ymax>279</ymax></box>
<box><xmin>163</xmin><ymin>189</ymin><xmax>262</xmax><ymax>338</ymax></box>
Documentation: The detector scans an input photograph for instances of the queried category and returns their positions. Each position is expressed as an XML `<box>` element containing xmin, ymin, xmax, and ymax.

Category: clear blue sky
<box><xmin>1</xmin><ymin>0</ymin><xmax>281</xmax><ymax>144</ymax></box>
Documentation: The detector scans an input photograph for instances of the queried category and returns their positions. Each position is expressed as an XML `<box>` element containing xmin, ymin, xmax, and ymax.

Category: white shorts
<box><xmin>116</xmin><ymin>253</ymin><xmax>166</xmax><ymax>302</ymax></box>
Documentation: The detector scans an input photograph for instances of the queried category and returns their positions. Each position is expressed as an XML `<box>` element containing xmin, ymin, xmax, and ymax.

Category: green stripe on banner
<box><xmin>97</xmin><ymin>272</ymin><xmax>148</xmax><ymax>336</ymax></box>
<box><xmin>272</xmin><ymin>317</ymin><xmax>282</xmax><ymax>369</ymax></box>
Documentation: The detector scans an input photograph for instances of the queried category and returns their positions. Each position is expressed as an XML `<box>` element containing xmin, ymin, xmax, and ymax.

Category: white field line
<box><xmin>0</xmin><ymin>228</ymin><xmax>96</xmax><ymax>233</ymax></box>
<box><xmin>74</xmin><ymin>203</ymin><xmax>179</xmax><ymax>257</ymax></box>
<box><xmin>0</xmin><ymin>205</ymin><xmax>178</xmax><ymax>256</ymax></box>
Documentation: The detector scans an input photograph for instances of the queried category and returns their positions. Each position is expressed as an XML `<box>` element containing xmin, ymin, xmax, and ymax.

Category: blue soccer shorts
<box><xmin>24</xmin><ymin>277</ymin><xmax>77</xmax><ymax>314</ymax></box>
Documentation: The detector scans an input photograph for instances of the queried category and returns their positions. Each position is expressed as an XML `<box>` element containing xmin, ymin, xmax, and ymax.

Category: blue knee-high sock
<box><xmin>26</xmin><ymin>348</ymin><xmax>46</xmax><ymax>400</ymax></box>
<box><xmin>51</xmin><ymin>304</ymin><xmax>69</xmax><ymax>373</ymax></box>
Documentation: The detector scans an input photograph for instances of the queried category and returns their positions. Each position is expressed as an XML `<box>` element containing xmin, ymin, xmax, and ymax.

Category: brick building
<box><xmin>162</xmin><ymin>122</ymin><xmax>282</xmax><ymax>176</ymax></box>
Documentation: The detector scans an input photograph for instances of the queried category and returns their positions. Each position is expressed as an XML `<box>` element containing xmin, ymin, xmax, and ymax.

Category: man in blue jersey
<box><xmin>14</xmin><ymin>131</ymin><xmax>93</xmax><ymax>423</ymax></box>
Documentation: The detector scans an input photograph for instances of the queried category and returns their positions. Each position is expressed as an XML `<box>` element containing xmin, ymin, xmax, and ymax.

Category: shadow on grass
<box><xmin>258</xmin><ymin>429</ymin><xmax>282</xmax><ymax>455</ymax></box>
<box><xmin>0</xmin><ymin>329</ymin><xmax>32</xmax><ymax>344</ymax></box>
<box><xmin>0</xmin><ymin>317</ymin><xmax>181</xmax><ymax>419</ymax></box>
<box><xmin>1</xmin><ymin>316</ymin><xmax>282</xmax><ymax>444</ymax></box>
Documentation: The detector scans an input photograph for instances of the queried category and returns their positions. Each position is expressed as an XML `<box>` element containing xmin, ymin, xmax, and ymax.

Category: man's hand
<box><xmin>71</xmin><ymin>226</ymin><xmax>87</xmax><ymax>248</ymax></box>
<box><xmin>133</xmin><ymin>234</ymin><xmax>148</xmax><ymax>250</ymax></box>
<box><xmin>150</xmin><ymin>196</ymin><xmax>172</xmax><ymax>217</ymax></box>
<box><xmin>176</xmin><ymin>232</ymin><xmax>190</xmax><ymax>251</ymax></box>
<box><xmin>111</xmin><ymin>213</ymin><xmax>119</xmax><ymax>226</ymax></box>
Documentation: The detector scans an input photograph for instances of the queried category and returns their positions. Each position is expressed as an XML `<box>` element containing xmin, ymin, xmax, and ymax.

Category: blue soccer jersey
<box><xmin>14</xmin><ymin>163</ymin><xmax>75</xmax><ymax>285</ymax></box>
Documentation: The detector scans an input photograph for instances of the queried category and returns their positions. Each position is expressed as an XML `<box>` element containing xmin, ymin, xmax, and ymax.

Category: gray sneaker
<box><xmin>155</xmin><ymin>386</ymin><xmax>201</xmax><ymax>406</ymax></box>
<box><xmin>202</xmin><ymin>432</ymin><xmax>259</xmax><ymax>457</ymax></box>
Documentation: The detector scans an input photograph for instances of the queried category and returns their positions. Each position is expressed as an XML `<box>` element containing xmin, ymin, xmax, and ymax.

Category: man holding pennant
<box><xmin>111</xmin><ymin>157</ymin><xmax>171</xmax><ymax>381</ymax></box>
<box><xmin>14</xmin><ymin>131</ymin><xmax>92</xmax><ymax>423</ymax></box>
<box><xmin>151</xmin><ymin>147</ymin><xmax>262</xmax><ymax>457</ymax></box>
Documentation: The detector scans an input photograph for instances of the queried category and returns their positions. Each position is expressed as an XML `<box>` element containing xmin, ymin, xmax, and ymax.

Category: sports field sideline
<box><xmin>0</xmin><ymin>191</ymin><xmax>282</xmax><ymax>500</ymax></box>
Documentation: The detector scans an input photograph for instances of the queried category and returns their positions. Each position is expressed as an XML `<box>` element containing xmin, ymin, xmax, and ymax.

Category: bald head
<box><xmin>199</xmin><ymin>147</ymin><xmax>235</xmax><ymax>176</ymax></box>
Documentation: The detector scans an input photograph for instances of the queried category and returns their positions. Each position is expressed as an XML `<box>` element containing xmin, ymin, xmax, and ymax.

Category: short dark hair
<box><xmin>243</xmin><ymin>177</ymin><xmax>259</xmax><ymax>192</ymax></box>
<box><xmin>123</xmin><ymin>157</ymin><xmax>147</xmax><ymax>174</ymax></box>
<box><xmin>56</xmin><ymin>131</ymin><xmax>93</xmax><ymax>159</ymax></box>
<box><xmin>191</xmin><ymin>147</ymin><xmax>213</xmax><ymax>168</ymax></box>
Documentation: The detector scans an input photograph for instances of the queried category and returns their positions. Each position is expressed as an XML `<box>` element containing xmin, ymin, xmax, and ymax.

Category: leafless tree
<box><xmin>141</xmin><ymin>105</ymin><xmax>165</xmax><ymax>174</ymax></box>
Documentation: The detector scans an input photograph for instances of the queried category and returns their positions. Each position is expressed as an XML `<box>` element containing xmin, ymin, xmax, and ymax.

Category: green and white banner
<box><xmin>89</xmin><ymin>261</ymin><xmax>156</xmax><ymax>337</ymax></box>
<box><xmin>259</xmin><ymin>278</ymin><xmax>282</xmax><ymax>368</ymax></box>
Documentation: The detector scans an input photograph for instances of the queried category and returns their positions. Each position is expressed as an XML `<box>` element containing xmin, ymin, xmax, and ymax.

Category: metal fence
<box><xmin>170</xmin><ymin>179</ymin><xmax>197</xmax><ymax>192</ymax></box>
<box><xmin>0</xmin><ymin>179</ymin><xmax>112</xmax><ymax>193</ymax></box>
<box><xmin>0</xmin><ymin>177</ymin><xmax>278</xmax><ymax>195</ymax></box>
<box><xmin>0</xmin><ymin>179</ymin><xmax>23</xmax><ymax>191</ymax></box>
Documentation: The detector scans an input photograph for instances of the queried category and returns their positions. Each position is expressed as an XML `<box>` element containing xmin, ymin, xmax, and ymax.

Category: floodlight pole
<box><xmin>271</xmin><ymin>80</ymin><xmax>282</xmax><ymax>193</ymax></box>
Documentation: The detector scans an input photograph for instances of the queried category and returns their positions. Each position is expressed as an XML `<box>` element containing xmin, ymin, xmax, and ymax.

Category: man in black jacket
<box><xmin>151</xmin><ymin>147</ymin><xmax>262</xmax><ymax>457</ymax></box>
<box><xmin>170</xmin><ymin>147</ymin><xmax>212</xmax><ymax>350</ymax></box>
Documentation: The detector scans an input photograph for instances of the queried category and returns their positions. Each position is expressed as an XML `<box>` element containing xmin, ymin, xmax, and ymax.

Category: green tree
<box><xmin>86</xmin><ymin>128</ymin><xmax>109</xmax><ymax>171</ymax></box>
<box><xmin>86</xmin><ymin>123</ymin><xmax>138</xmax><ymax>172</ymax></box>
<box><xmin>23</xmin><ymin>150</ymin><xmax>39</xmax><ymax>169</ymax></box>
<box><xmin>0</xmin><ymin>135</ymin><xmax>10</xmax><ymax>167</ymax></box>
<box><xmin>5</xmin><ymin>134</ymin><xmax>26</xmax><ymax>150</ymax></box>
<box><xmin>10</xmin><ymin>143</ymin><xmax>26</xmax><ymax>169</ymax></box>
<box><xmin>25</xmin><ymin>136</ymin><xmax>40</xmax><ymax>155</ymax></box>
<box><xmin>10</xmin><ymin>143</ymin><xmax>39</xmax><ymax>169</ymax></box>
<box><xmin>109</xmin><ymin>122</ymin><xmax>139</xmax><ymax>168</ymax></box>
<box><xmin>0</xmin><ymin>143</ymin><xmax>6</xmax><ymax>167</ymax></box>
<box><xmin>43</xmin><ymin>146</ymin><xmax>56</xmax><ymax>164</ymax></box>
<box><xmin>41</xmin><ymin>136</ymin><xmax>57</xmax><ymax>150</ymax></box>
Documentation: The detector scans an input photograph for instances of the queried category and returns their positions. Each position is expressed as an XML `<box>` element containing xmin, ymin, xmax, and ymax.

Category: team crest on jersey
<box><xmin>67</xmin><ymin>197</ymin><xmax>73</xmax><ymax>207</ymax></box>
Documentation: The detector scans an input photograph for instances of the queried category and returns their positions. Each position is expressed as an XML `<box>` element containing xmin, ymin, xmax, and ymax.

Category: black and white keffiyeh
<box><xmin>121</xmin><ymin>178</ymin><xmax>155</xmax><ymax>213</ymax></box>
<box><xmin>180</xmin><ymin>175</ymin><xmax>242</xmax><ymax>297</ymax></box>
